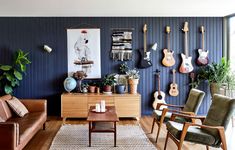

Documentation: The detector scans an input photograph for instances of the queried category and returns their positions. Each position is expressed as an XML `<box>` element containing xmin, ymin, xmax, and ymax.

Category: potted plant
<box><xmin>126</xmin><ymin>68</ymin><xmax>140</xmax><ymax>94</ymax></box>
<box><xmin>102</xmin><ymin>74</ymin><xmax>116</xmax><ymax>93</ymax></box>
<box><xmin>0</xmin><ymin>50</ymin><xmax>31</xmax><ymax>95</ymax></box>
<box><xmin>193</xmin><ymin>57</ymin><xmax>235</xmax><ymax>98</ymax></box>
<box><xmin>88</xmin><ymin>81</ymin><xmax>96</xmax><ymax>93</ymax></box>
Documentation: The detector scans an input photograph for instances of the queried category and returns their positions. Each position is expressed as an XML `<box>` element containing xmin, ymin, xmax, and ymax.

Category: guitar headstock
<box><xmin>143</xmin><ymin>24</ymin><xmax>147</xmax><ymax>33</ymax></box>
<box><xmin>172</xmin><ymin>69</ymin><xmax>176</xmax><ymax>74</ymax></box>
<box><xmin>155</xmin><ymin>69</ymin><xmax>160</xmax><ymax>77</ymax></box>
<box><xmin>189</xmin><ymin>72</ymin><xmax>195</xmax><ymax>80</ymax></box>
<box><xmin>182</xmin><ymin>22</ymin><xmax>189</xmax><ymax>33</ymax></box>
<box><xmin>166</xmin><ymin>26</ymin><xmax>171</xmax><ymax>34</ymax></box>
<box><xmin>200</xmin><ymin>26</ymin><xmax>205</xmax><ymax>33</ymax></box>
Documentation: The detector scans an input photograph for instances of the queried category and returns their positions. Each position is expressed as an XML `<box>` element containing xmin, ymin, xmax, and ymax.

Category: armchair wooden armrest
<box><xmin>179</xmin><ymin>122</ymin><xmax>227</xmax><ymax>150</ymax></box>
<box><xmin>156</xmin><ymin>103</ymin><xmax>184</xmax><ymax>110</ymax></box>
<box><xmin>0</xmin><ymin>122</ymin><xmax>19</xmax><ymax>149</ymax></box>
<box><xmin>170</xmin><ymin>112</ymin><xmax>206</xmax><ymax>123</ymax></box>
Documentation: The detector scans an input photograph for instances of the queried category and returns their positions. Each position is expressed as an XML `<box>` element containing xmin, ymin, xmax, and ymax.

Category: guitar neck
<box><xmin>173</xmin><ymin>71</ymin><xmax>176</xmax><ymax>84</ymax></box>
<box><xmin>185</xmin><ymin>32</ymin><xmax>189</xmax><ymax>58</ymax></box>
<box><xmin>144</xmin><ymin>29</ymin><xmax>147</xmax><ymax>53</ymax></box>
<box><xmin>202</xmin><ymin>29</ymin><xmax>205</xmax><ymax>50</ymax></box>
<box><xmin>158</xmin><ymin>74</ymin><xmax>161</xmax><ymax>95</ymax></box>
<box><xmin>167</xmin><ymin>32</ymin><xmax>170</xmax><ymax>51</ymax></box>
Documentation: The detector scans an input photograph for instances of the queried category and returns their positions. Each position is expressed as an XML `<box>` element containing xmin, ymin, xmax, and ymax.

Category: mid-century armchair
<box><xmin>151</xmin><ymin>88</ymin><xmax>205</xmax><ymax>143</ymax></box>
<box><xmin>164</xmin><ymin>94</ymin><xmax>235</xmax><ymax>150</ymax></box>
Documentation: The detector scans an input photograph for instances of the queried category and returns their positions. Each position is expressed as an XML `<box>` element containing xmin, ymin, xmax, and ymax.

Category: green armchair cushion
<box><xmin>202</xmin><ymin>94</ymin><xmax>235</xmax><ymax>146</ymax></box>
<box><xmin>152</xmin><ymin>110</ymin><xmax>187</xmax><ymax>123</ymax></box>
<box><xmin>182</xmin><ymin>88</ymin><xmax>205</xmax><ymax>113</ymax></box>
<box><xmin>166</xmin><ymin>121</ymin><xmax>216</xmax><ymax>146</ymax></box>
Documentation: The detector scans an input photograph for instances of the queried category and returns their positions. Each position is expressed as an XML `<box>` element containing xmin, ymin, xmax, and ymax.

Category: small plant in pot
<box><xmin>102</xmin><ymin>74</ymin><xmax>116</xmax><ymax>93</ymax></box>
<box><xmin>88</xmin><ymin>81</ymin><xmax>96</xmax><ymax>93</ymax></box>
<box><xmin>126</xmin><ymin>68</ymin><xmax>140</xmax><ymax>94</ymax></box>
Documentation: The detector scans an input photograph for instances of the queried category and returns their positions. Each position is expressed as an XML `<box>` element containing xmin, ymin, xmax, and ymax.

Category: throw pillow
<box><xmin>0</xmin><ymin>116</ymin><xmax>4</xmax><ymax>122</ymax></box>
<box><xmin>7</xmin><ymin>97</ymin><xmax>29</xmax><ymax>117</ymax></box>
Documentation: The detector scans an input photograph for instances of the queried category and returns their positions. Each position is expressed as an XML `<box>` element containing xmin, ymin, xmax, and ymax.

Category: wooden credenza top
<box><xmin>62</xmin><ymin>93</ymin><xmax>141</xmax><ymax>97</ymax></box>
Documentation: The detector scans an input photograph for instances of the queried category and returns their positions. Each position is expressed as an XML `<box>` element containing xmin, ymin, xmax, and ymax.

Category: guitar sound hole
<box><xmin>157</xmin><ymin>95</ymin><xmax>162</xmax><ymax>99</ymax></box>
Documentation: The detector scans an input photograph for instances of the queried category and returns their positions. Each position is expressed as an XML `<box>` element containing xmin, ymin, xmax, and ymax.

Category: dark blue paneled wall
<box><xmin>0</xmin><ymin>17</ymin><xmax>223</xmax><ymax>116</ymax></box>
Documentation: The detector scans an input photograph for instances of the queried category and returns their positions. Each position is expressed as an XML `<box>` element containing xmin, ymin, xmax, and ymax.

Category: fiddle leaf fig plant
<box><xmin>0</xmin><ymin>49</ymin><xmax>31</xmax><ymax>94</ymax></box>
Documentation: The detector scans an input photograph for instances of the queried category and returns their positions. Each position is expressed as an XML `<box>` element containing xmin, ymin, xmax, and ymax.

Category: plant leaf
<box><xmin>0</xmin><ymin>65</ymin><xmax>12</xmax><ymax>71</ymax></box>
<box><xmin>14</xmin><ymin>70</ymin><xmax>23</xmax><ymax>80</ymax></box>
<box><xmin>4</xmin><ymin>85</ymin><xmax>13</xmax><ymax>94</ymax></box>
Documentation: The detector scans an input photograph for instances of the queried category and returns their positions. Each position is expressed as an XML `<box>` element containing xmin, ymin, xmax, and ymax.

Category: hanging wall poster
<box><xmin>67</xmin><ymin>28</ymin><xmax>101</xmax><ymax>78</ymax></box>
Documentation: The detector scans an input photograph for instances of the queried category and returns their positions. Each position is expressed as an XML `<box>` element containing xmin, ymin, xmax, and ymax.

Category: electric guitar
<box><xmin>179</xmin><ymin>22</ymin><xmax>194</xmax><ymax>73</ymax></box>
<box><xmin>169</xmin><ymin>69</ymin><xmax>179</xmax><ymax>96</ymax></box>
<box><xmin>197</xmin><ymin>26</ymin><xmax>209</xmax><ymax>66</ymax></box>
<box><xmin>138</xmin><ymin>24</ymin><xmax>152</xmax><ymax>68</ymax></box>
<box><xmin>152</xmin><ymin>69</ymin><xmax>167</xmax><ymax>109</ymax></box>
<box><xmin>162</xmin><ymin>26</ymin><xmax>175</xmax><ymax>67</ymax></box>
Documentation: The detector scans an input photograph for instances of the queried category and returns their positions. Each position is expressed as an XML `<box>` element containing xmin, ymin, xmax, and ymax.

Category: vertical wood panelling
<box><xmin>0</xmin><ymin>17</ymin><xmax>223</xmax><ymax>116</ymax></box>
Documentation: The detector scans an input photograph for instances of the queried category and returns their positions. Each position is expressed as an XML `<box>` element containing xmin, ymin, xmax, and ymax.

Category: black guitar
<box><xmin>138</xmin><ymin>24</ymin><xmax>152</xmax><ymax>68</ymax></box>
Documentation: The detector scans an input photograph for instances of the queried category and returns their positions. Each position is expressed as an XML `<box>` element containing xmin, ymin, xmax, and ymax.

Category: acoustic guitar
<box><xmin>169</xmin><ymin>69</ymin><xmax>179</xmax><ymax>96</ymax></box>
<box><xmin>152</xmin><ymin>69</ymin><xmax>167</xmax><ymax>109</ymax></box>
<box><xmin>162</xmin><ymin>26</ymin><xmax>175</xmax><ymax>67</ymax></box>
<box><xmin>179</xmin><ymin>22</ymin><xmax>194</xmax><ymax>73</ymax></box>
<box><xmin>197</xmin><ymin>26</ymin><xmax>209</xmax><ymax>66</ymax></box>
<box><xmin>138</xmin><ymin>24</ymin><xmax>152</xmax><ymax>68</ymax></box>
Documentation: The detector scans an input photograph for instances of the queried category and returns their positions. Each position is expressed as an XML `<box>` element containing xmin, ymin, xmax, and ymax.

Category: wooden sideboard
<box><xmin>61</xmin><ymin>93</ymin><xmax>141</xmax><ymax>123</ymax></box>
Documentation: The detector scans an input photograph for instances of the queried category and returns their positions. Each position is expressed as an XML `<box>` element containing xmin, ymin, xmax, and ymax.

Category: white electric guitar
<box><xmin>152</xmin><ymin>69</ymin><xmax>167</xmax><ymax>110</ymax></box>
<box><xmin>179</xmin><ymin>22</ymin><xmax>194</xmax><ymax>73</ymax></box>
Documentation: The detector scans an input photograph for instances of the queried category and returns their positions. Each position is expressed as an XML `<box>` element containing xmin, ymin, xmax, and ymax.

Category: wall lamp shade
<box><xmin>151</xmin><ymin>43</ymin><xmax>158</xmax><ymax>51</ymax></box>
<box><xmin>44</xmin><ymin>45</ymin><xmax>52</xmax><ymax>53</ymax></box>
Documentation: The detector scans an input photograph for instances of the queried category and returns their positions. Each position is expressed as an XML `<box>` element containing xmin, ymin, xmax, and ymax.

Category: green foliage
<box><xmin>126</xmin><ymin>68</ymin><xmax>140</xmax><ymax>79</ymax></box>
<box><xmin>119</xmin><ymin>63</ymin><xmax>129</xmax><ymax>74</ymax></box>
<box><xmin>194</xmin><ymin>57</ymin><xmax>235</xmax><ymax>89</ymax></box>
<box><xmin>102</xmin><ymin>74</ymin><xmax>117</xmax><ymax>86</ymax></box>
<box><xmin>0</xmin><ymin>49</ymin><xmax>31</xmax><ymax>94</ymax></box>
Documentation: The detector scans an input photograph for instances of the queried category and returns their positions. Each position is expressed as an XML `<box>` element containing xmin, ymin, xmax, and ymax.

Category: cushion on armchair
<box><xmin>0</xmin><ymin>95</ymin><xmax>13</xmax><ymax>122</ymax></box>
<box><xmin>152</xmin><ymin>110</ymin><xmax>187</xmax><ymax>123</ymax></box>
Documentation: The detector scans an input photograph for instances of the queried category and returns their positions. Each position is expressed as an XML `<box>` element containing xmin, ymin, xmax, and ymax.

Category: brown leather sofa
<box><xmin>0</xmin><ymin>95</ymin><xmax>47</xmax><ymax>150</ymax></box>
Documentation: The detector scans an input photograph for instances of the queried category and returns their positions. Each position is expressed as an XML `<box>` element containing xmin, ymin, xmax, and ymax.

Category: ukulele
<box><xmin>138</xmin><ymin>24</ymin><xmax>152</xmax><ymax>68</ymax></box>
<box><xmin>152</xmin><ymin>69</ymin><xmax>167</xmax><ymax>109</ymax></box>
<box><xmin>169</xmin><ymin>69</ymin><xmax>179</xmax><ymax>96</ymax></box>
<box><xmin>179</xmin><ymin>22</ymin><xmax>194</xmax><ymax>73</ymax></box>
<box><xmin>197</xmin><ymin>26</ymin><xmax>209</xmax><ymax>66</ymax></box>
<box><xmin>162</xmin><ymin>26</ymin><xmax>175</xmax><ymax>67</ymax></box>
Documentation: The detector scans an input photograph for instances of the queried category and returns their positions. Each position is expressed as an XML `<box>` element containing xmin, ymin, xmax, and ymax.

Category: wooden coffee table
<box><xmin>87</xmin><ymin>106</ymin><xmax>119</xmax><ymax>147</ymax></box>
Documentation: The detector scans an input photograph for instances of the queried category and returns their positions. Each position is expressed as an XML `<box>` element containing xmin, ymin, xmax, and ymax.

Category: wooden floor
<box><xmin>24</xmin><ymin>116</ymin><xmax>234</xmax><ymax>150</ymax></box>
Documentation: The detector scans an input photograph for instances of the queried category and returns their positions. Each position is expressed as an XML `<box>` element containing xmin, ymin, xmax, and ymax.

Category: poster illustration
<box><xmin>67</xmin><ymin>29</ymin><xmax>101</xmax><ymax>78</ymax></box>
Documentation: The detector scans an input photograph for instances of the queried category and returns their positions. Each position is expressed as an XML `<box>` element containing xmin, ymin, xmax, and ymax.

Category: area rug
<box><xmin>50</xmin><ymin>124</ymin><xmax>156</xmax><ymax>150</ymax></box>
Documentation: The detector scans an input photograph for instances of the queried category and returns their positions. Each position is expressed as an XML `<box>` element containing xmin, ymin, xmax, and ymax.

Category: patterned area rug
<box><xmin>50</xmin><ymin>124</ymin><xmax>156</xmax><ymax>150</ymax></box>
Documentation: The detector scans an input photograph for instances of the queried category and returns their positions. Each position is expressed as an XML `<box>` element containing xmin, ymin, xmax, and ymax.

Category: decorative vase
<box><xmin>128</xmin><ymin>79</ymin><xmax>139</xmax><ymax>94</ymax></box>
<box><xmin>103</xmin><ymin>85</ymin><xmax>112</xmax><ymax>92</ymax></box>
<box><xmin>88</xmin><ymin>86</ymin><xmax>96</xmax><ymax>93</ymax></box>
<box><xmin>115</xmin><ymin>84</ymin><xmax>126</xmax><ymax>94</ymax></box>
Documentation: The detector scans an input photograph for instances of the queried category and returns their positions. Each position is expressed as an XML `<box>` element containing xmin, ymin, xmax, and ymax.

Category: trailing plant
<box><xmin>119</xmin><ymin>63</ymin><xmax>129</xmax><ymax>74</ymax></box>
<box><xmin>0</xmin><ymin>50</ymin><xmax>31</xmax><ymax>94</ymax></box>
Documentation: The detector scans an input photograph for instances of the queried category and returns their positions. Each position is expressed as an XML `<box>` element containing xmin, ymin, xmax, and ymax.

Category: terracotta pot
<box><xmin>88</xmin><ymin>86</ymin><xmax>96</xmax><ymax>93</ymax></box>
<box><xmin>128</xmin><ymin>79</ymin><xmax>139</xmax><ymax>94</ymax></box>
<box><xmin>103</xmin><ymin>85</ymin><xmax>112</xmax><ymax>92</ymax></box>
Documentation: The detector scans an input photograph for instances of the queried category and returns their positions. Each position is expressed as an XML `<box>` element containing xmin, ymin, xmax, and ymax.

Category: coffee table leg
<box><xmin>114</xmin><ymin>122</ymin><xmax>116</xmax><ymax>147</ymax></box>
<box><xmin>89</xmin><ymin>121</ymin><xmax>91</xmax><ymax>147</ymax></box>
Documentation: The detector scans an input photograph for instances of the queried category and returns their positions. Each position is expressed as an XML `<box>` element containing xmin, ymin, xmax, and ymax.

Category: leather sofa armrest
<box><xmin>0</xmin><ymin>122</ymin><xmax>19</xmax><ymax>149</ymax></box>
<box><xmin>20</xmin><ymin>99</ymin><xmax>47</xmax><ymax>113</ymax></box>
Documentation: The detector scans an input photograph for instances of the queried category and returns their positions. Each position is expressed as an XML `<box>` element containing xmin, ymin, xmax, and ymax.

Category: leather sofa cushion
<box><xmin>166</xmin><ymin>121</ymin><xmax>216</xmax><ymax>146</ymax></box>
<box><xmin>8</xmin><ymin>112</ymin><xmax>46</xmax><ymax>144</ymax></box>
<box><xmin>7</xmin><ymin>97</ymin><xmax>29</xmax><ymax>117</ymax></box>
<box><xmin>0</xmin><ymin>95</ymin><xmax>13</xmax><ymax>122</ymax></box>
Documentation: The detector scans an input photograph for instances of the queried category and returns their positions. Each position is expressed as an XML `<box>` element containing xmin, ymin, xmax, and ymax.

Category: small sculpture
<box><xmin>73</xmin><ymin>71</ymin><xmax>87</xmax><ymax>92</ymax></box>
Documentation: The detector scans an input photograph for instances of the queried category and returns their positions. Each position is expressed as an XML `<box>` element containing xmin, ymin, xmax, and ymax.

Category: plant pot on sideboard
<box><xmin>128</xmin><ymin>79</ymin><xmax>139</xmax><ymax>94</ymax></box>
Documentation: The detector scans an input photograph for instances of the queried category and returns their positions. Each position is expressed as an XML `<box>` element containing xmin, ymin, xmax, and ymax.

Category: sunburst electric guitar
<box><xmin>169</xmin><ymin>69</ymin><xmax>179</xmax><ymax>96</ymax></box>
<box><xmin>152</xmin><ymin>69</ymin><xmax>167</xmax><ymax>109</ymax></box>
<box><xmin>179</xmin><ymin>22</ymin><xmax>194</xmax><ymax>73</ymax></box>
<box><xmin>138</xmin><ymin>24</ymin><xmax>152</xmax><ymax>68</ymax></box>
<box><xmin>197</xmin><ymin>26</ymin><xmax>209</xmax><ymax>66</ymax></box>
<box><xmin>162</xmin><ymin>26</ymin><xmax>175</xmax><ymax>67</ymax></box>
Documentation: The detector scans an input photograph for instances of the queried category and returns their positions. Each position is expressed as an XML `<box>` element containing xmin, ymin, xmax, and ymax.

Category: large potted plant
<box><xmin>126</xmin><ymin>68</ymin><xmax>140</xmax><ymax>94</ymax></box>
<box><xmin>0</xmin><ymin>50</ymin><xmax>31</xmax><ymax>95</ymax></box>
<box><xmin>194</xmin><ymin>57</ymin><xmax>235</xmax><ymax>98</ymax></box>
<box><xmin>102</xmin><ymin>74</ymin><xmax>116</xmax><ymax>93</ymax></box>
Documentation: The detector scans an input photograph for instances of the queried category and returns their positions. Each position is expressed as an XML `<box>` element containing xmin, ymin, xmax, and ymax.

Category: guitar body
<box><xmin>138</xmin><ymin>49</ymin><xmax>152</xmax><ymax>68</ymax></box>
<box><xmin>162</xmin><ymin>49</ymin><xmax>175</xmax><ymax>67</ymax></box>
<box><xmin>169</xmin><ymin>83</ymin><xmax>179</xmax><ymax>96</ymax></box>
<box><xmin>152</xmin><ymin>91</ymin><xmax>167</xmax><ymax>109</ymax></box>
<box><xmin>197</xmin><ymin>49</ymin><xmax>209</xmax><ymax>65</ymax></box>
<box><xmin>179</xmin><ymin>53</ymin><xmax>194</xmax><ymax>73</ymax></box>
